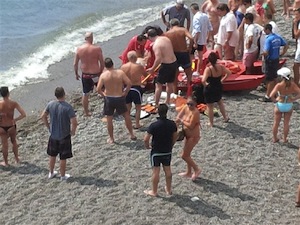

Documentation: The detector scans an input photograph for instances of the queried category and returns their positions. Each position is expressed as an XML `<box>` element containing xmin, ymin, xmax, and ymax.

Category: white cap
<box><xmin>176</xmin><ymin>0</ymin><xmax>184</xmax><ymax>5</ymax></box>
<box><xmin>277</xmin><ymin>67</ymin><xmax>291</xmax><ymax>80</ymax></box>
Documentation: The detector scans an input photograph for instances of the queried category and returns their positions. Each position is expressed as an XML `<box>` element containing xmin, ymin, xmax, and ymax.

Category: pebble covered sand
<box><xmin>1</xmin><ymin>2</ymin><xmax>300</xmax><ymax>225</ymax></box>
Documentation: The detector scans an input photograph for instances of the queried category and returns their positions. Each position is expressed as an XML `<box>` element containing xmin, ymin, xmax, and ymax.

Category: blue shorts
<box><xmin>104</xmin><ymin>96</ymin><xmax>127</xmax><ymax>116</ymax></box>
<box><xmin>125</xmin><ymin>86</ymin><xmax>143</xmax><ymax>104</ymax></box>
<box><xmin>47</xmin><ymin>135</ymin><xmax>73</xmax><ymax>160</ymax></box>
<box><xmin>150</xmin><ymin>151</ymin><xmax>172</xmax><ymax>167</ymax></box>
<box><xmin>191</xmin><ymin>44</ymin><xmax>205</xmax><ymax>54</ymax></box>
<box><xmin>175</xmin><ymin>52</ymin><xmax>191</xmax><ymax>69</ymax></box>
<box><xmin>157</xmin><ymin>61</ymin><xmax>178</xmax><ymax>84</ymax></box>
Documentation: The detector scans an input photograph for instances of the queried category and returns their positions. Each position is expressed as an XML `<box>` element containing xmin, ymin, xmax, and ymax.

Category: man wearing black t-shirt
<box><xmin>143</xmin><ymin>104</ymin><xmax>178</xmax><ymax>197</ymax></box>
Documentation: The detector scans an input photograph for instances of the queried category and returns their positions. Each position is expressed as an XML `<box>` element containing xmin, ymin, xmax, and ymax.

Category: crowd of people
<box><xmin>1</xmin><ymin>0</ymin><xmax>300</xmax><ymax>206</ymax></box>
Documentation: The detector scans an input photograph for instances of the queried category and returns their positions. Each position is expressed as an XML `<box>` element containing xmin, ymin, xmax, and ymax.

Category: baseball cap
<box><xmin>176</xmin><ymin>0</ymin><xmax>185</xmax><ymax>5</ymax></box>
<box><xmin>277</xmin><ymin>67</ymin><xmax>291</xmax><ymax>80</ymax></box>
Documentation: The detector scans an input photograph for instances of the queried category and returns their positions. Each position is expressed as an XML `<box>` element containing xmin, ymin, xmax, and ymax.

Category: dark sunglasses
<box><xmin>187</xmin><ymin>102</ymin><xmax>195</xmax><ymax>106</ymax></box>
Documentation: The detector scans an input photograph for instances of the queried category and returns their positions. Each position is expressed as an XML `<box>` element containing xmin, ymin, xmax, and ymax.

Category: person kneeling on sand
<box><xmin>97</xmin><ymin>57</ymin><xmax>136</xmax><ymax>144</ymax></box>
<box><xmin>0</xmin><ymin>86</ymin><xmax>26</xmax><ymax>166</ymax></box>
<box><xmin>120</xmin><ymin>51</ymin><xmax>148</xmax><ymax>129</ymax></box>
<box><xmin>41</xmin><ymin>87</ymin><xmax>78</xmax><ymax>181</ymax></box>
<box><xmin>144</xmin><ymin>104</ymin><xmax>178</xmax><ymax>197</ymax></box>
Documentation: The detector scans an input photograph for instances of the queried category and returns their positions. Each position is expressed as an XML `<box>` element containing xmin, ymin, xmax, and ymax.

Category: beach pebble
<box><xmin>191</xmin><ymin>196</ymin><xmax>200</xmax><ymax>202</ymax></box>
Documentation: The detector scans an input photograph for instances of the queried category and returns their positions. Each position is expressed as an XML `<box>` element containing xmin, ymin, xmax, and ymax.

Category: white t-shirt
<box><xmin>244</xmin><ymin>23</ymin><xmax>263</xmax><ymax>53</ymax></box>
<box><xmin>217</xmin><ymin>12</ymin><xmax>239</xmax><ymax>47</ymax></box>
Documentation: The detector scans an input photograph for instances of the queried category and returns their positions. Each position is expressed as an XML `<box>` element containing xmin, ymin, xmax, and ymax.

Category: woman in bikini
<box><xmin>176</xmin><ymin>96</ymin><xmax>201</xmax><ymax>181</ymax></box>
<box><xmin>202</xmin><ymin>52</ymin><xmax>230</xmax><ymax>127</ymax></box>
<box><xmin>0</xmin><ymin>86</ymin><xmax>26</xmax><ymax>166</ymax></box>
<box><xmin>269</xmin><ymin>67</ymin><xmax>300</xmax><ymax>143</ymax></box>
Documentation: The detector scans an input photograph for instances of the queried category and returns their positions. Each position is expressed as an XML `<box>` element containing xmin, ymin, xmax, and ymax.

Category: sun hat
<box><xmin>277</xmin><ymin>67</ymin><xmax>291</xmax><ymax>80</ymax></box>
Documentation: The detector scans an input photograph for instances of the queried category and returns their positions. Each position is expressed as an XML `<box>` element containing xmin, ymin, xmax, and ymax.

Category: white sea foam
<box><xmin>0</xmin><ymin>4</ymin><xmax>165</xmax><ymax>90</ymax></box>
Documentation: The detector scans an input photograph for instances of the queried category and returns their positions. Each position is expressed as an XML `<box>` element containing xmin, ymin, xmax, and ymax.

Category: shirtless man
<box><xmin>0</xmin><ymin>87</ymin><xmax>26</xmax><ymax>166</ymax></box>
<box><xmin>201</xmin><ymin>0</ymin><xmax>220</xmax><ymax>39</ymax></box>
<box><xmin>121</xmin><ymin>51</ymin><xmax>148</xmax><ymax>129</ymax></box>
<box><xmin>165</xmin><ymin>18</ymin><xmax>193</xmax><ymax>93</ymax></box>
<box><xmin>146</xmin><ymin>29</ymin><xmax>178</xmax><ymax>107</ymax></box>
<box><xmin>74</xmin><ymin>32</ymin><xmax>104</xmax><ymax>116</ymax></box>
<box><xmin>97</xmin><ymin>58</ymin><xmax>136</xmax><ymax>144</ymax></box>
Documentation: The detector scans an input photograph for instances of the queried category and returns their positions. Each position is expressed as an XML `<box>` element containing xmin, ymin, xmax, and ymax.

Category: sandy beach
<box><xmin>1</xmin><ymin>2</ymin><xmax>300</xmax><ymax>225</ymax></box>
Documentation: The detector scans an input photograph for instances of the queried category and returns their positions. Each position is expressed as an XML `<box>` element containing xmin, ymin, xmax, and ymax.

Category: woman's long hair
<box><xmin>208</xmin><ymin>52</ymin><xmax>219</xmax><ymax>70</ymax></box>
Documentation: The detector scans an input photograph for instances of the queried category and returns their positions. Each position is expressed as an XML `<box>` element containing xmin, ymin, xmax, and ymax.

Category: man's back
<box><xmin>76</xmin><ymin>43</ymin><xmax>102</xmax><ymax>73</ymax></box>
<box><xmin>165</xmin><ymin>26</ymin><xmax>189</xmax><ymax>52</ymax></box>
<box><xmin>153</xmin><ymin>36</ymin><xmax>176</xmax><ymax>63</ymax></box>
<box><xmin>148</xmin><ymin>118</ymin><xmax>177</xmax><ymax>153</ymax></box>
<box><xmin>101</xmin><ymin>69</ymin><xmax>128</xmax><ymax>96</ymax></box>
<box><xmin>121</xmin><ymin>62</ymin><xmax>146</xmax><ymax>86</ymax></box>
<box><xmin>46</xmin><ymin>100</ymin><xmax>75</xmax><ymax>140</ymax></box>
<box><xmin>0</xmin><ymin>99</ymin><xmax>17</xmax><ymax>126</ymax></box>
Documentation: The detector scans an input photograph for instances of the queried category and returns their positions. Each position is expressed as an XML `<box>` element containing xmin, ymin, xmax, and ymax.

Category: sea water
<box><xmin>0</xmin><ymin>0</ymin><xmax>173</xmax><ymax>90</ymax></box>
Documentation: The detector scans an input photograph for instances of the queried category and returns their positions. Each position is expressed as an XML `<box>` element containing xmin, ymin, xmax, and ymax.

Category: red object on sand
<box><xmin>142</xmin><ymin>50</ymin><xmax>287</xmax><ymax>92</ymax></box>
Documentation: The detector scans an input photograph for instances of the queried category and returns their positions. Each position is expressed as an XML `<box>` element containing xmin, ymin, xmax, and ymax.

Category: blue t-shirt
<box><xmin>234</xmin><ymin>11</ymin><xmax>244</xmax><ymax>28</ymax></box>
<box><xmin>45</xmin><ymin>100</ymin><xmax>76</xmax><ymax>140</ymax></box>
<box><xmin>163</xmin><ymin>5</ymin><xmax>190</xmax><ymax>27</ymax></box>
<box><xmin>147</xmin><ymin>117</ymin><xmax>177</xmax><ymax>153</ymax></box>
<box><xmin>263</xmin><ymin>33</ymin><xmax>287</xmax><ymax>60</ymax></box>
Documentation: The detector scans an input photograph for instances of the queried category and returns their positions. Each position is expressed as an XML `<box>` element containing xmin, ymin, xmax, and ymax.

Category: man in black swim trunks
<box><xmin>144</xmin><ymin>104</ymin><xmax>178</xmax><ymax>197</ymax></box>
<box><xmin>0</xmin><ymin>86</ymin><xmax>26</xmax><ymax>166</ymax></box>
<box><xmin>147</xmin><ymin>29</ymin><xmax>178</xmax><ymax>107</ymax></box>
<box><xmin>74</xmin><ymin>32</ymin><xmax>104</xmax><ymax>116</ymax></box>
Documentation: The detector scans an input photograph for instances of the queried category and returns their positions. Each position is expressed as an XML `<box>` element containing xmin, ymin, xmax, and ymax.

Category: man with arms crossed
<box><xmin>165</xmin><ymin>18</ymin><xmax>193</xmax><ymax>93</ymax></box>
<box><xmin>121</xmin><ymin>51</ymin><xmax>148</xmax><ymax>129</ymax></box>
<box><xmin>147</xmin><ymin>29</ymin><xmax>178</xmax><ymax>107</ymax></box>
<box><xmin>74</xmin><ymin>32</ymin><xmax>104</xmax><ymax>116</ymax></box>
<box><xmin>0</xmin><ymin>87</ymin><xmax>26</xmax><ymax>166</ymax></box>
<box><xmin>144</xmin><ymin>104</ymin><xmax>178</xmax><ymax>197</ymax></box>
<box><xmin>41</xmin><ymin>87</ymin><xmax>77</xmax><ymax>180</ymax></box>
<box><xmin>97</xmin><ymin>58</ymin><xmax>136</xmax><ymax>144</ymax></box>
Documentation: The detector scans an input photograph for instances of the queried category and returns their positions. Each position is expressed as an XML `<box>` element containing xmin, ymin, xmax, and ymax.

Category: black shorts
<box><xmin>125</xmin><ymin>86</ymin><xmax>143</xmax><ymax>104</ymax></box>
<box><xmin>175</xmin><ymin>52</ymin><xmax>191</xmax><ymax>69</ymax></box>
<box><xmin>265</xmin><ymin>58</ymin><xmax>279</xmax><ymax>81</ymax></box>
<box><xmin>150</xmin><ymin>152</ymin><xmax>172</xmax><ymax>167</ymax></box>
<box><xmin>157</xmin><ymin>61</ymin><xmax>178</xmax><ymax>84</ymax></box>
<box><xmin>81</xmin><ymin>73</ymin><xmax>99</xmax><ymax>94</ymax></box>
<box><xmin>191</xmin><ymin>44</ymin><xmax>205</xmax><ymax>54</ymax></box>
<box><xmin>104</xmin><ymin>96</ymin><xmax>127</xmax><ymax>116</ymax></box>
<box><xmin>47</xmin><ymin>135</ymin><xmax>73</xmax><ymax>160</ymax></box>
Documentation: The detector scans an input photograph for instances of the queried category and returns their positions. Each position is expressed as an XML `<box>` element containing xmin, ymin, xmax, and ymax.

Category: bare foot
<box><xmin>178</xmin><ymin>172</ymin><xmax>192</xmax><ymax>178</ymax></box>
<box><xmin>272</xmin><ymin>138</ymin><xmax>279</xmax><ymax>143</ymax></box>
<box><xmin>144</xmin><ymin>190</ymin><xmax>158</xmax><ymax>197</ymax></box>
<box><xmin>107</xmin><ymin>138</ymin><xmax>114</xmax><ymax>144</ymax></box>
<box><xmin>206</xmin><ymin>122</ymin><xmax>213</xmax><ymax>128</ymax></box>
<box><xmin>84</xmin><ymin>112</ymin><xmax>92</xmax><ymax>117</ymax></box>
<box><xmin>164</xmin><ymin>186</ymin><xmax>172</xmax><ymax>196</ymax></box>
<box><xmin>224</xmin><ymin>117</ymin><xmax>230</xmax><ymax>123</ymax></box>
<box><xmin>130</xmin><ymin>136</ymin><xmax>137</xmax><ymax>141</ymax></box>
<box><xmin>0</xmin><ymin>162</ymin><xmax>9</xmax><ymax>167</ymax></box>
<box><xmin>133</xmin><ymin>124</ymin><xmax>143</xmax><ymax>129</ymax></box>
<box><xmin>15</xmin><ymin>157</ymin><xmax>20</xmax><ymax>164</ymax></box>
<box><xmin>191</xmin><ymin>169</ymin><xmax>201</xmax><ymax>181</ymax></box>
<box><xmin>283</xmin><ymin>139</ymin><xmax>288</xmax><ymax>143</ymax></box>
